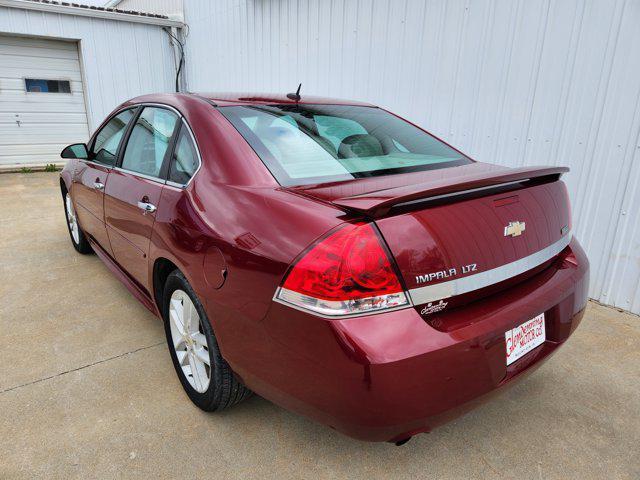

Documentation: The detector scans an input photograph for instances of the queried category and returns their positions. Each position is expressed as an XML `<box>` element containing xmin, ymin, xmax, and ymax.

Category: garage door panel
<box><xmin>0</xmin><ymin>112</ymin><xmax>88</xmax><ymax>124</ymax></box>
<box><xmin>0</xmin><ymin>122</ymin><xmax>89</xmax><ymax>135</ymax></box>
<box><xmin>0</xmin><ymin>153</ymin><xmax>68</xmax><ymax>167</ymax></box>
<box><xmin>0</xmin><ymin>55</ymin><xmax>80</xmax><ymax>72</ymax></box>
<box><xmin>0</xmin><ymin>101</ymin><xmax>87</xmax><ymax>114</ymax></box>
<box><xmin>0</xmin><ymin>143</ymin><xmax>72</xmax><ymax>155</ymax></box>
<box><xmin>0</xmin><ymin>128</ymin><xmax>89</xmax><ymax>144</ymax></box>
<box><xmin>0</xmin><ymin>66</ymin><xmax>83</xmax><ymax>82</ymax></box>
<box><xmin>0</xmin><ymin>77</ymin><xmax>84</xmax><ymax>93</ymax></box>
<box><xmin>0</xmin><ymin>35</ymin><xmax>89</xmax><ymax>168</ymax></box>
<box><xmin>0</xmin><ymin>36</ymin><xmax>77</xmax><ymax>50</ymax></box>
<box><xmin>0</xmin><ymin>91</ymin><xmax>86</xmax><ymax>104</ymax></box>
<box><xmin>0</xmin><ymin>44</ymin><xmax>79</xmax><ymax>60</ymax></box>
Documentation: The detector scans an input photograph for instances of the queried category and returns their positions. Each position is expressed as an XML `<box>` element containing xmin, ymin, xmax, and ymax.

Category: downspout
<box><xmin>164</xmin><ymin>23</ymin><xmax>186</xmax><ymax>93</ymax></box>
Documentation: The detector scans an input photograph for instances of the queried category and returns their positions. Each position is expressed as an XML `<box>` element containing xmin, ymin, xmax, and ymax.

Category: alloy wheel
<box><xmin>169</xmin><ymin>289</ymin><xmax>211</xmax><ymax>393</ymax></box>
<box><xmin>65</xmin><ymin>193</ymin><xmax>80</xmax><ymax>244</ymax></box>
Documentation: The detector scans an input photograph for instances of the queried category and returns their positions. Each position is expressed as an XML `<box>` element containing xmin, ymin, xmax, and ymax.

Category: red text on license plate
<box><xmin>505</xmin><ymin>313</ymin><xmax>546</xmax><ymax>366</ymax></box>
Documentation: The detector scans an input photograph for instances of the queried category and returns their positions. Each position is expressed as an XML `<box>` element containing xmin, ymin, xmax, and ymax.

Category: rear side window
<box><xmin>91</xmin><ymin>109</ymin><xmax>136</xmax><ymax>166</ymax></box>
<box><xmin>121</xmin><ymin>107</ymin><xmax>178</xmax><ymax>177</ymax></box>
<box><xmin>219</xmin><ymin>104</ymin><xmax>472</xmax><ymax>186</ymax></box>
<box><xmin>168</xmin><ymin>125</ymin><xmax>200</xmax><ymax>184</ymax></box>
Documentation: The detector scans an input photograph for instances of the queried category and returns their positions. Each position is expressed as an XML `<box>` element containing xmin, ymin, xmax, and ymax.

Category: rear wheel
<box><xmin>162</xmin><ymin>270</ymin><xmax>252</xmax><ymax>410</ymax></box>
<box><xmin>63</xmin><ymin>191</ymin><xmax>92</xmax><ymax>254</ymax></box>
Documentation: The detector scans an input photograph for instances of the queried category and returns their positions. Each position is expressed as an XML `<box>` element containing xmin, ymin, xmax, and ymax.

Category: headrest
<box><xmin>338</xmin><ymin>134</ymin><xmax>384</xmax><ymax>158</ymax></box>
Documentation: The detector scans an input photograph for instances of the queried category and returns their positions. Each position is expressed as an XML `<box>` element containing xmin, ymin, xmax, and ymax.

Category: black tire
<box><xmin>162</xmin><ymin>270</ymin><xmax>252</xmax><ymax>411</ymax></box>
<box><xmin>61</xmin><ymin>187</ymin><xmax>92</xmax><ymax>254</ymax></box>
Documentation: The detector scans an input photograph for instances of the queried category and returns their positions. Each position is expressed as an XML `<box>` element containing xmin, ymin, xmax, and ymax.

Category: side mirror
<box><xmin>61</xmin><ymin>143</ymin><xmax>89</xmax><ymax>160</ymax></box>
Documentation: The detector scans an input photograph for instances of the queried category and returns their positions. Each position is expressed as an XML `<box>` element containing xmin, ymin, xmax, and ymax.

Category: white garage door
<box><xmin>0</xmin><ymin>35</ymin><xmax>90</xmax><ymax>169</ymax></box>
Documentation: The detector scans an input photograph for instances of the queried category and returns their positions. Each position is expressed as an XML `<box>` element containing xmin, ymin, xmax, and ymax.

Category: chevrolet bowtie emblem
<box><xmin>504</xmin><ymin>221</ymin><xmax>526</xmax><ymax>237</ymax></box>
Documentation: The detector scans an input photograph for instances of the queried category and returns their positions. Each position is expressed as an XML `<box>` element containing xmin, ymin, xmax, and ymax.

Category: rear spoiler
<box><xmin>329</xmin><ymin>166</ymin><xmax>568</xmax><ymax>216</ymax></box>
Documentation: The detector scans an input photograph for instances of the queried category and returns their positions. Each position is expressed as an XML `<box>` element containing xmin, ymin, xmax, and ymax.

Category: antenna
<box><xmin>287</xmin><ymin>83</ymin><xmax>302</xmax><ymax>101</ymax></box>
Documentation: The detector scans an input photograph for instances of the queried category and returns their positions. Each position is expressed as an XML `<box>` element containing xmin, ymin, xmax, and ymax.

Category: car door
<box><xmin>103</xmin><ymin>106</ymin><xmax>179</xmax><ymax>291</ymax></box>
<box><xmin>73</xmin><ymin>108</ymin><xmax>137</xmax><ymax>256</ymax></box>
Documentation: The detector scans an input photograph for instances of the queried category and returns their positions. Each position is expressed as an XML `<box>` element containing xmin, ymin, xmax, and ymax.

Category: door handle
<box><xmin>93</xmin><ymin>182</ymin><xmax>104</xmax><ymax>190</ymax></box>
<box><xmin>137</xmin><ymin>201</ymin><xmax>157</xmax><ymax>214</ymax></box>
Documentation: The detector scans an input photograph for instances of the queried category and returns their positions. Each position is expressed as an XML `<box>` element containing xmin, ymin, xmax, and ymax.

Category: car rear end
<box><xmin>219</xmin><ymin>101</ymin><xmax>590</xmax><ymax>442</ymax></box>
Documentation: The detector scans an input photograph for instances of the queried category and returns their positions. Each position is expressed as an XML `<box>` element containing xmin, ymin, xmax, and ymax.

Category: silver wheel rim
<box><xmin>169</xmin><ymin>289</ymin><xmax>211</xmax><ymax>393</ymax></box>
<box><xmin>65</xmin><ymin>193</ymin><xmax>80</xmax><ymax>244</ymax></box>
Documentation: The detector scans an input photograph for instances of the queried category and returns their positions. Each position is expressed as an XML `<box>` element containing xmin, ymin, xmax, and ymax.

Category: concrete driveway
<box><xmin>0</xmin><ymin>172</ymin><xmax>638</xmax><ymax>480</ymax></box>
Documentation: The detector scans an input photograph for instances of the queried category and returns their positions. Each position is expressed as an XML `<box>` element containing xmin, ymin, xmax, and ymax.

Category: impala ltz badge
<box><xmin>415</xmin><ymin>263</ymin><xmax>477</xmax><ymax>284</ymax></box>
<box><xmin>504</xmin><ymin>221</ymin><xmax>526</xmax><ymax>237</ymax></box>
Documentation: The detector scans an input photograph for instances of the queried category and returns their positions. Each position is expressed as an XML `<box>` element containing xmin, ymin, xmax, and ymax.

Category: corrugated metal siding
<box><xmin>183</xmin><ymin>0</ymin><xmax>640</xmax><ymax>314</ymax></box>
<box><xmin>0</xmin><ymin>5</ymin><xmax>176</xmax><ymax>131</ymax></box>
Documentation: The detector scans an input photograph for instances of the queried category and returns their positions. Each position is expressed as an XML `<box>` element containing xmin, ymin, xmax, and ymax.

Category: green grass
<box><xmin>14</xmin><ymin>164</ymin><xmax>59</xmax><ymax>173</ymax></box>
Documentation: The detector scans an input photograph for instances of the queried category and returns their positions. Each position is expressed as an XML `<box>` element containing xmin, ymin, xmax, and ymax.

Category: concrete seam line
<box><xmin>0</xmin><ymin>341</ymin><xmax>165</xmax><ymax>395</ymax></box>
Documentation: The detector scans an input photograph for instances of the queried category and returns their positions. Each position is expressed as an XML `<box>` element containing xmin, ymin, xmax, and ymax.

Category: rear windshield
<box><xmin>219</xmin><ymin>104</ymin><xmax>472</xmax><ymax>186</ymax></box>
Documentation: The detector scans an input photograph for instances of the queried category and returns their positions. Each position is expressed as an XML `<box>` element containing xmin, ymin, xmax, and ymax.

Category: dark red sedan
<box><xmin>59</xmin><ymin>92</ymin><xmax>589</xmax><ymax>444</ymax></box>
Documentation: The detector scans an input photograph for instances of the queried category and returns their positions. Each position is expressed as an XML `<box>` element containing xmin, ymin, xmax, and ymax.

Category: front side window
<box><xmin>219</xmin><ymin>104</ymin><xmax>472</xmax><ymax>186</ymax></box>
<box><xmin>168</xmin><ymin>125</ymin><xmax>200</xmax><ymax>184</ymax></box>
<box><xmin>91</xmin><ymin>109</ymin><xmax>136</xmax><ymax>166</ymax></box>
<box><xmin>121</xmin><ymin>107</ymin><xmax>178</xmax><ymax>177</ymax></box>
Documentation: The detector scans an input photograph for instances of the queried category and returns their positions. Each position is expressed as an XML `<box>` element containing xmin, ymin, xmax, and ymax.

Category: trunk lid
<box><xmin>290</xmin><ymin>163</ymin><xmax>572</xmax><ymax>310</ymax></box>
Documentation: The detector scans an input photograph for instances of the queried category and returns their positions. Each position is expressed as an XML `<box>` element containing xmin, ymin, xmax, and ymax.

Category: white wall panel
<box><xmin>0</xmin><ymin>5</ymin><xmax>177</xmax><ymax>131</ymax></box>
<box><xmin>183</xmin><ymin>0</ymin><xmax>640</xmax><ymax>313</ymax></box>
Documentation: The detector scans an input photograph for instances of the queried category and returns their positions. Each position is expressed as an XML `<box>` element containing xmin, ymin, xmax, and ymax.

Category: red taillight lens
<box><xmin>276</xmin><ymin>223</ymin><xmax>409</xmax><ymax>317</ymax></box>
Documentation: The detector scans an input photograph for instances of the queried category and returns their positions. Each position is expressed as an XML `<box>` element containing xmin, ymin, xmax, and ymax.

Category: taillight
<box><xmin>275</xmin><ymin>222</ymin><xmax>409</xmax><ymax>317</ymax></box>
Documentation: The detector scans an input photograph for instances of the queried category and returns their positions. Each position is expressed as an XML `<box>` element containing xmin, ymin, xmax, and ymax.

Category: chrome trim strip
<box><xmin>408</xmin><ymin>231</ymin><xmax>573</xmax><ymax>305</ymax></box>
<box><xmin>394</xmin><ymin>179</ymin><xmax>529</xmax><ymax>208</ymax></box>
<box><xmin>79</xmin><ymin>159</ymin><xmax>113</xmax><ymax>170</ymax></box>
<box><xmin>113</xmin><ymin>166</ymin><xmax>166</xmax><ymax>184</ymax></box>
<box><xmin>165</xmin><ymin>180</ymin><xmax>185</xmax><ymax>189</ymax></box>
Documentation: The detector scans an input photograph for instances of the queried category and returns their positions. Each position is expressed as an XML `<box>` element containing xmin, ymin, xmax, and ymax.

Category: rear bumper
<box><xmin>241</xmin><ymin>238</ymin><xmax>589</xmax><ymax>442</ymax></box>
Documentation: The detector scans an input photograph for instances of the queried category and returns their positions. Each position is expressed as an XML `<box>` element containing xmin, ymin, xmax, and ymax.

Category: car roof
<box><xmin>173</xmin><ymin>92</ymin><xmax>375</xmax><ymax>107</ymax></box>
<box><xmin>126</xmin><ymin>92</ymin><xmax>376</xmax><ymax>110</ymax></box>
<box><xmin>195</xmin><ymin>92</ymin><xmax>375</xmax><ymax>107</ymax></box>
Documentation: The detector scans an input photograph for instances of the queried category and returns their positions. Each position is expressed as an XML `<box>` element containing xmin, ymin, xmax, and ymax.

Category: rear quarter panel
<box><xmin>147</xmin><ymin>104</ymin><xmax>350</xmax><ymax>370</ymax></box>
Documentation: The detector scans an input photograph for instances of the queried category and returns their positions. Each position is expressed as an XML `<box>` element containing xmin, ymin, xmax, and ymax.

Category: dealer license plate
<box><xmin>505</xmin><ymin>313</ymin><xmax>546</xmax><ymax>366</ymax></box>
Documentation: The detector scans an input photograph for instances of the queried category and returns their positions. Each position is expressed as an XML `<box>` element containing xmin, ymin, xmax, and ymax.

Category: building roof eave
<box><xmin>0</xmin><ymin>0</ymin><xmax>184</xmax><ymax>28</ymax></box>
